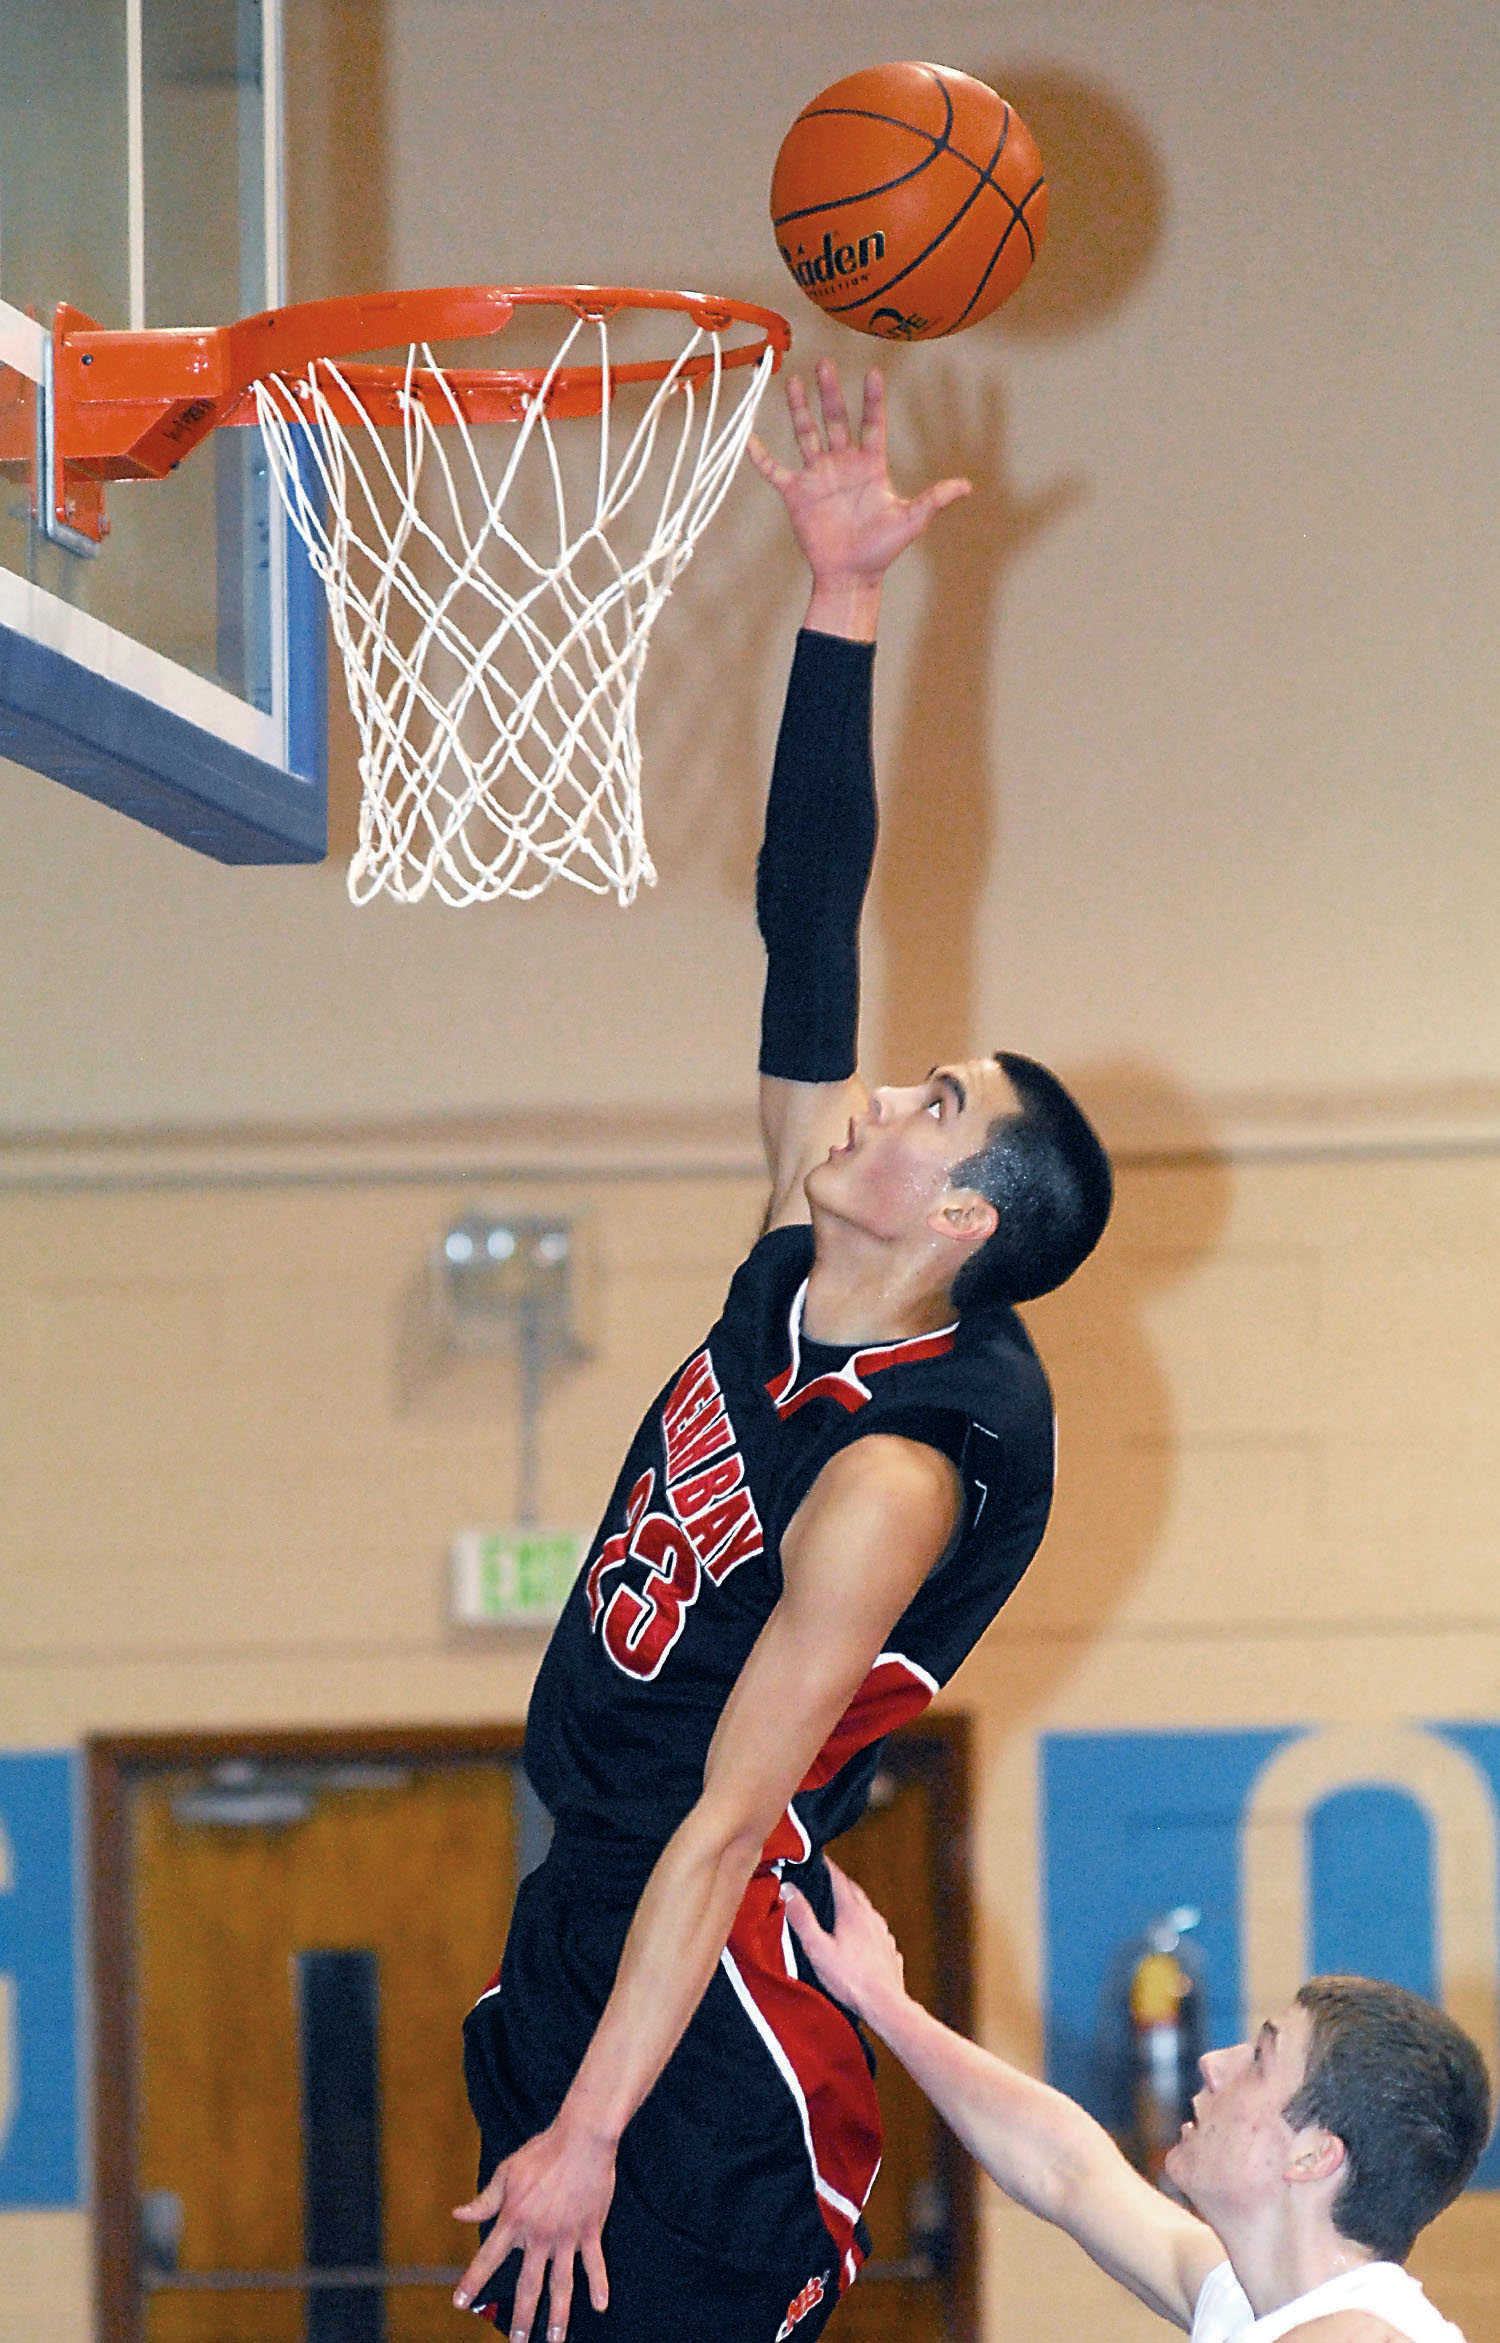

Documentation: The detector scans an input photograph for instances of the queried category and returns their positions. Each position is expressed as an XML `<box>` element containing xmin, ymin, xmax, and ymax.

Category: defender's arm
<box><xmin>785</xmin><ymin>1865</ymin><xmax>1225</xmax><ymax>2332</ymax></box>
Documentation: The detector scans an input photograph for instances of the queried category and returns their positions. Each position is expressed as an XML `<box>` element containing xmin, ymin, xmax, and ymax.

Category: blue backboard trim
<box><xmin>0</xmin><ymin>613</ymin><xmax>325</xmax><ymax>862</ymax></box>
<box><xmin>0</xmin><ymin>494</ymin><xmax>326</xmax><ymax>864</ymax></box>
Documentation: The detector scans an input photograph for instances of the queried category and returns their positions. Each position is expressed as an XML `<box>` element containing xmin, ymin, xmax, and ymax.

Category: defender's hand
<box><xmin>782</xmin><ymin>1859</ymin><xmax>908</xmax><ymax>2031</ymax></box>
<box><xmin>747</xmin><ymin>360</ymin><xmax>970</xmax><ymax>593</ymax></box>
<box><xmin>452</xmin><ymin>2114</ymin><xmax>615</xmax><ymax>2341</ymax></box>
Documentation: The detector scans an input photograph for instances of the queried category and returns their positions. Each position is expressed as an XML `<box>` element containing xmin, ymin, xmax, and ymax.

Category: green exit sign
<box><xmin>450</xmin><ymin>1526</ymin><xmax>589</xmax><ymax>1626</ymax></box>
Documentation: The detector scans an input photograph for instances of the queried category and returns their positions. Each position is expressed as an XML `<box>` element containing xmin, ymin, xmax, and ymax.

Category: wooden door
<box><xmin>97</xmin><ymin>1718</ymin><xmax>974</xmax><ymax>2343</ymax></box>
<box><xmin>825</xmin><ymin>1726</ymin><xmax>976</xmax><ymax>2343</ymax></box>
<box><xmin>132</xmin><ymin>1758</ymin><xmax>517</xmax><ymax>2343</ymax></box>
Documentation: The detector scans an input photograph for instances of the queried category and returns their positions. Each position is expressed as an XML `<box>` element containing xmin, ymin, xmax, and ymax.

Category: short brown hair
<box><xmin>1284</xmin><ymin>1977</ymin><xmax>1492</xmax><ymax>2261</ymax></box>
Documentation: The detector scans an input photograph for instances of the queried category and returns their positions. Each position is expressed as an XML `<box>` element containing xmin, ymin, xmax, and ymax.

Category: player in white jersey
<box><xmin>785</xmin><ymin>1870</ymin><xmax>1491</xmax><ymax>2343</ymax></box>
<box><xmin>1191</xmin><ymin>2255</ymin><xmax>1466</xmax><ymax>2343</ymax></box>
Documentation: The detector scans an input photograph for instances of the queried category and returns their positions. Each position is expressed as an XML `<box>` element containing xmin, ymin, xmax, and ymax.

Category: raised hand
<box><xmin>452</xmin><ymin>2112</ymin><xmax>615</xmax><ymax>2342</ymax></box>
<box><xmin>747</xmin><ymin>359</ymin><xmax>971</xmax><ymax>634</ymax></box>
<box><xmin>781</xmin><ymin>1858</ymin><xmax>908</xmax><ymax>2031</ymax></box>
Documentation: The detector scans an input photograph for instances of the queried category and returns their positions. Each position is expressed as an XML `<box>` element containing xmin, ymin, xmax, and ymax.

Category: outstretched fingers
<box><xmin>529</xmin><ymin>2223</ymin><xmax>606</xmax><ymax>2343</ymax></box>
<box><xmin>813</xmin><ymin>357</ymin><xmax>853</xmax><ymax>450</ymax></box>
<box><xmin>451</xmin><ymin>2204</ymin><xmax>552</xmax><ymax>2335</ymax></box>
<box><xmin>510</xmin><ymin>2240</ymin><xmax>557</xmax><ymax>2343</ymax></box>
<box><xmin>452</xmin><ymin>2161</ymin><xmax>518</xmax><ymax>2314</ymax></box>
<box><xmin>785</xmin><ymin>370</ymin><xmax>826</xmax><ymax>463</ymax></box>
<box><xmin>451</xmin><ymin>2124</ymin><xmax>616</xmax><ymax>2336</ymax></box>
<box><xmin>499</xmin><ymin>2227</ymin><xmax>607</xmax><ymax>2343</ymax></box>
<box><xmin>764</xmin><ymin>362</ymin><xmax>882</xmax><ymax>472</ymax></box>
<box><xmin>856</xmin><ymin>365</ymin><xmax>886</xmax><ymax>458</ymax></box>
<box><xmin>745</xmin><ymin>431</ymin><xmax>795</xmax><ymax>492</ymax></box>
<box><xmin>582</xmin><ymin>2231</ymin><xmax>610</xmax><ymax>2315</ymax></box>
<box><xmin>751</xmin><ymin>355</ymin><xmax>969</xmax><ymax>587</ymax></box>
<box><xmin>908</xmin><ymin>473</ymin><xmax>973</xmax><ymax>527</ymax></box>
<box><xmin>452</xmin><ymin>2213</ymin><xmax>508</xmax><ymax>2312</ymax></box>
<box><xmin>452</xmin><ymin>2165</ymin><xmax>506</xmax><ymax>2227</ymax></box>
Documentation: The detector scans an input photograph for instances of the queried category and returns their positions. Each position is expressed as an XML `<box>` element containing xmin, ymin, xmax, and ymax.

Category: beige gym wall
<box><xmin>2</xmin><ymin>3</ymin><xmax>1498</xmax><ymax>2339</ymax></box>
<box><xmin>1</xmin><ymin>0</ymin><xmax>1498</xmax><ymax>1137</ymax></box>
<box><xmin>2</xmin><ymin>1138</ymin><xmax>1498</xmax><ymax>2340</ymax></box>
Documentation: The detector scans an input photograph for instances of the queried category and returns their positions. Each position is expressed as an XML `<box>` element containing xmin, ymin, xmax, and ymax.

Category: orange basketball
<box><xmin>770</xmin><ymin>62</ymin><xmax>1046</xmax><ymax>342</ymax></box>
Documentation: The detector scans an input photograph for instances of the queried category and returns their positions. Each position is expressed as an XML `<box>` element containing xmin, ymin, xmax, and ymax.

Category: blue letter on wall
<box><xmin>0</xmin><ymin>1753</ymin><xmax>79</xmax><ymax>2206</ymax></box>
<box><xmin>1041</xmin><ymin>1726</ymin><xmax>1500</xmax><ymax>2191</ymax></box>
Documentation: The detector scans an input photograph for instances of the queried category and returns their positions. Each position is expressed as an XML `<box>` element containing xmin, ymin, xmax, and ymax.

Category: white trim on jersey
<box><xmin>772</xmin><ymin>1278</ymin><xmax>960</xmax><ymax>1412</ymax></box>
<box><xmin>780</xmin><ymin>1801</ymin><xmax>814</xmax><ymax>1862</ymax></box>
<box><xmin>871</xmin><ymin>1648</ymin><xmax>941</xmax><ymax>1698</ymax></box>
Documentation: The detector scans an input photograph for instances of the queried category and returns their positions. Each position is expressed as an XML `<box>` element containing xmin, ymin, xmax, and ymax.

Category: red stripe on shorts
<box><xmin>723</xmin><ymin>1871</ymin><xmax>881</xmax><ymax>2293</ymax></box>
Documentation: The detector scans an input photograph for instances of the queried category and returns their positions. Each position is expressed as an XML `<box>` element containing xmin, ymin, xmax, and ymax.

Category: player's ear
<box><xmin>1286</xmin><ymin>2126</ymin><xmax>1346</xmax><ymax>2188</ymax></box>
<box><xmin>927</xmin><ymin>1189</ymin><xmax>997</xmax><ymax>1246</ymax></box>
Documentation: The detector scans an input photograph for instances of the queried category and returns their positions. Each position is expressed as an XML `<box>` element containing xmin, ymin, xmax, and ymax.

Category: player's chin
<box><xmin>805</xmin><ymin>1155</ymin><xmax>843</xmax><ymax>1205</ymax></box>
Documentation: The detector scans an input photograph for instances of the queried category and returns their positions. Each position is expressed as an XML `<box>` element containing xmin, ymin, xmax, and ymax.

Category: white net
<box><xmin>252</xmin><ymin>304</ymin><xmax>780</xmax><ymax>906</ymax></box>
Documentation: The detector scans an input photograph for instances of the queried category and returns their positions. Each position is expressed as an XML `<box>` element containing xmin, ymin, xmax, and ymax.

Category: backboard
<box><xmin>0</xmin><ymin>0</ymin><xmax>325</xmax><ymax>863</ymax></box>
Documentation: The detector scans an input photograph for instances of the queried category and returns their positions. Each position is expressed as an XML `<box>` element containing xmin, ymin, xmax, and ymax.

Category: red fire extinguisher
<box><xmin>1124</xmin><ymin>1906</ymin><xmax>1204</xmax><ymax>2189</ymax></box>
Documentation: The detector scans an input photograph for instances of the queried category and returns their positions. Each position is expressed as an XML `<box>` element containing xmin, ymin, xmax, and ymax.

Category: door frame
<box><xmin>859</xmin><ymin>1714</ymin><xmax>979</xmax><ymax>2343</ymax></box>
<box><xmin>88</xmin><ymin>1713</ymin><xmax>976</xmax><ymax>2343</ymax></box>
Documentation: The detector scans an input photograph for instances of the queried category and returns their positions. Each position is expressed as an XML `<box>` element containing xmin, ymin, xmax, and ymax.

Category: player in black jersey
<box><xmin>453</xmin><ymin>361</ymin><xmax>1114</xmax><ymax>2343</ymax></box>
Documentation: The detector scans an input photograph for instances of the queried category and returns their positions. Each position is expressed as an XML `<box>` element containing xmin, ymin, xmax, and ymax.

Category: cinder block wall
<box><xmin>4</xmin><ymin>8</ymin><xmax>1498</xmax><ymax>2335</ymax></box>
<box><xmin>2</xmin><ymin>1126</ymin><xmax>1496</xmax><ymax>2340</ymax></box>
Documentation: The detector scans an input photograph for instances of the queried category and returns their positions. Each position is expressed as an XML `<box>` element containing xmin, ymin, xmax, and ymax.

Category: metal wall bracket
<box><xmin>39</xmin><ymin>325</ymin><xmax>106</xmax><ymax>554</ymax></box>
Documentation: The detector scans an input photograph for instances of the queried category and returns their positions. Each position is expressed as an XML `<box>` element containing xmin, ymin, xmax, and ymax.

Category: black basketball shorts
<box><xmin>461</xmin><ymin>1833</ymin><xmax>879</xmax><ymax>2341</ymax></box>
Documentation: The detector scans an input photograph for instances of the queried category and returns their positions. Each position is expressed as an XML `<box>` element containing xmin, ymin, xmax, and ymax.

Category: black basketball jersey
<box><xmin>525</xmin><ymin>1223</ymin><xmax>1054</xmax><ymax>1862</ymax></box>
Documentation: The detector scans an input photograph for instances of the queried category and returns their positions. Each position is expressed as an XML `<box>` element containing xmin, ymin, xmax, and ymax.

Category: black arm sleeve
<box><xmin>755</xmin><ymin>628</ymin><xmax>878</xmax><ymax>1083</ymax></box>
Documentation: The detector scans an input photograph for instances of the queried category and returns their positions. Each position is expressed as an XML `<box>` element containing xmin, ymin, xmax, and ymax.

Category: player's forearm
<box><xmin>552</xmin><ymin>1811</ymin><xmax>763</xmax><ymax>2148</ymax></box>
<box><xmin>756</xmin><ymin>630</ymin><xmax>877</xmax><ymax>1085</ymax></box>
<box><xmin>862</xmin><ymin>1981</ymin><xmax>1122</xmax><ymax>2232</ymax></box>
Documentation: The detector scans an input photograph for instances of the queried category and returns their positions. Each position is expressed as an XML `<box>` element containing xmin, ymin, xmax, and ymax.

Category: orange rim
<box><xmin>233</xmin><ymin>284</ymin><xmax>792</xmax><ymax>425</ymax></box>
<box><xmin>51</xmin><ymin>285</ymin><xmax>791</xmax><ymax>467</ymax></box>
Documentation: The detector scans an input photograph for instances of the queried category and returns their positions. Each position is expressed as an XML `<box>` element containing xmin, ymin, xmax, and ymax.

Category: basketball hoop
<box><xmin>28</xmin><ymin>284</ymin><xmax>790</xmax><ymax>905</ymax></box>
<box><xmin>250</xmin><ymin>287</ymin><xmax>790</xmax><ymax>905</ymax></box>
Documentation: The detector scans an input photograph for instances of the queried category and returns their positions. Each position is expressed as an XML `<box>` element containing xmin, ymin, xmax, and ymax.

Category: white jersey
<box><xmin>1192</xmin><ymin>2258</ymin><xmax>1466</xmax><ymax>2343</ymax></box>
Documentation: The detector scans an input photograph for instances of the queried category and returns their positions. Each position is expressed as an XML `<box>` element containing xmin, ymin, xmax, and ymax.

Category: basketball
<box><xmin>770</xmin><ymin>61</ymin><xmax>1047</xmax><ymax>342</ymax></box>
